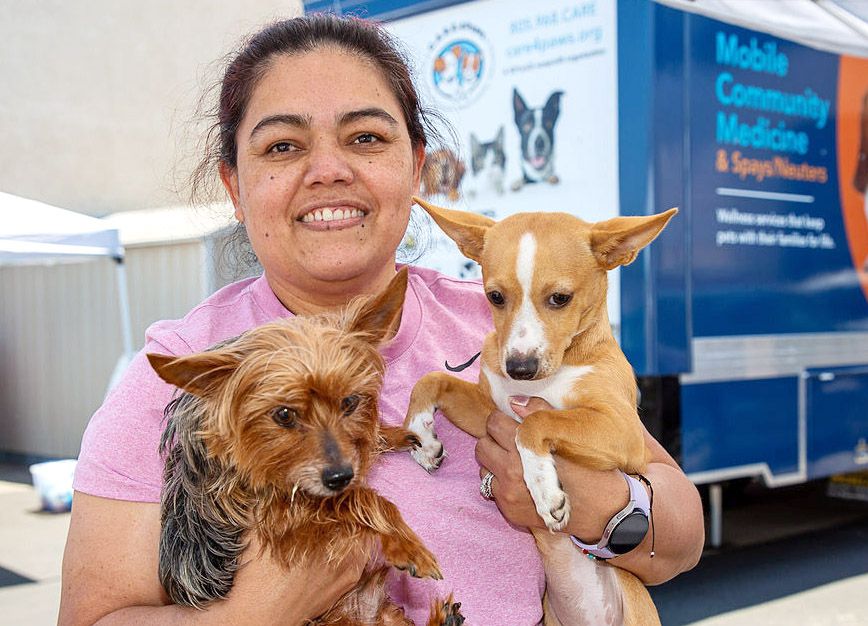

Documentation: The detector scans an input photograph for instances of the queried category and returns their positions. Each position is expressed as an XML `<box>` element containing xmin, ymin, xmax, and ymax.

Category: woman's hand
<box><xmin>474</xmin><ymin>396</ymin><xmax>704</xmax><ymax>585</ymax></box>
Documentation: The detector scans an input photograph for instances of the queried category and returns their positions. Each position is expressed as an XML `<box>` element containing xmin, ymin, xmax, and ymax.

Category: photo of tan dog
<box><xmin>147</xmin><ymin>268</ymin><xmax>463</xmax><ymax>625</ymax></box>
<box><xmin>404</xmin><ymin>197</ymin><xmax>677</xmax><ymax>625</ymax></box>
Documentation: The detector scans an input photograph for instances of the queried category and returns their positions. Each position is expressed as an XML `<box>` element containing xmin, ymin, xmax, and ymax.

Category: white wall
<box><xmin>0</xmin><ymin>0</ymin><xmax>302</xmax><ymax>215</ymax></box>
<box><xmin>0</xmin><ymin>0</ymin><xmax>301</xmax><ymax>458</ymax></box>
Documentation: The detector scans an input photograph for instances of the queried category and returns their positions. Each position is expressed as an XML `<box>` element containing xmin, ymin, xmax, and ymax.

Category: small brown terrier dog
<box><xmin>148</xmin><ymin>269</ymin><xmax>463</xmax><ymax>625</ymax></box>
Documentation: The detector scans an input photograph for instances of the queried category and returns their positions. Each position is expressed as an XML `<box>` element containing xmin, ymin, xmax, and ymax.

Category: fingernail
<box><xmin>509</xmin><ymin>395</ymin><xmax>530</xmax><ymax>406</ymax></box>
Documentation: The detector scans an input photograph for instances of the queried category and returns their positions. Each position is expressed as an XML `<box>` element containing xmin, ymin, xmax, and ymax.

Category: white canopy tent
<box><xmin>0</xmin><ymin>192</ymin><xmax>134</xmax><ymax>392</ymax></box>
<box><xmin>656</xmin><ymin>0</ymin><xmax>868</xmax><ymax>58</ymax></box>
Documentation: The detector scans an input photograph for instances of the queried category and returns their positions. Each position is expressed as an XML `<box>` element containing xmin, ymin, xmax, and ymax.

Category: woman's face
<box><xmin>221</xmin><ymin>47</ymin><xmax>424</xmax><ymax>302</ymax></box>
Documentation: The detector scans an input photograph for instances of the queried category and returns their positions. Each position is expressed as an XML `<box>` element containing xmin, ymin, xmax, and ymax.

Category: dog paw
<box><xmin>379</xmin><ymin>426</ymin><xmax>422</xmax><ymax>452</ymax></box>
<box><xmin>516</xmin><ymin>444</ymin><xmax>571</xmax><ymax>531</ymax></box>
<box><xmin>382</xmin><ymin>535</ymin><xmax>443</xmax><ymax>580</ymax></box>
<box><xmin>428</xmin><ymin>594</ymin><xmax>465</xmax><ymax>626</ymax></box>
<box><xmin>407</xmin><ymin>410</ymin><xmax>446</xmax><ymax>472</ymax></box>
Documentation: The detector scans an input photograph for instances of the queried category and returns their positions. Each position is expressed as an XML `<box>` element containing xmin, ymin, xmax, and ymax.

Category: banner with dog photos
<box><xmin>388</xmin><ymin>0</ymin><xmax>619</xmax><ymax>303</ymax></box>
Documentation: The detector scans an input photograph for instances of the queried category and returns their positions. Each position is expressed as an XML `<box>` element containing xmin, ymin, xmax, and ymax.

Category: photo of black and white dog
<box><xmin>510</xmin><ymin>88</ymin><xmax>564</xmax><ymax>191</ymax></box>
<box><xmin>466</xmin><ymin>126</ymin><xmax>506</xmax><ymax>198</ymax></box>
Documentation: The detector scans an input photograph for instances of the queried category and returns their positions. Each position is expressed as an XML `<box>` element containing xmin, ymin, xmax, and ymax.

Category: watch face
<box><xmin>608</xmin><ymin>511</ymin><xmax>649</xmax><ymax>555</ymax></box>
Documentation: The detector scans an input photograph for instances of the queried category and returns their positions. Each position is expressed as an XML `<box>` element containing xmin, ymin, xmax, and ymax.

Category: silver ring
<box><xmin>480</xmin><ymin>471</ymin><xmax>495</xmax><ymax>500</ymax></box>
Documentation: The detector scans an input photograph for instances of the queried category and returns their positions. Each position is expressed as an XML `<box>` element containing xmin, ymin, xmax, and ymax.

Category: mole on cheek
<box><xmin>265</xmin><ymin>232</ymin><xmax>269</xmax><ymax>238</ymax></box>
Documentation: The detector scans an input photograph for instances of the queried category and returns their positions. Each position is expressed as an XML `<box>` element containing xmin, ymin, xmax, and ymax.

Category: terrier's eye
<box><xmin>487</xmin><ymin>291</ymin><xmax>506</xmax><ymax>307</ymax></box>
<box><xmin>341</xmin><ymin>394</ymin><xmax>361</xmax><ymax>415</ymax></box>
<box><xmin>548</xmin><ymin>293</ymin><xmax>572</xmax><ymax>308</ymax></box>
<box><xmin>271</xmin><ymin>406</ymin><xmax>299</xmax><ymax>428</ymax></box>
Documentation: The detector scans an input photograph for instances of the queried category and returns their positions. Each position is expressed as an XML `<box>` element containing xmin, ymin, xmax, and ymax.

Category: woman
<box><xmin>59</xmin><ymin>14</ymin><xmax>704</xmax><ymax>625</ymax></box>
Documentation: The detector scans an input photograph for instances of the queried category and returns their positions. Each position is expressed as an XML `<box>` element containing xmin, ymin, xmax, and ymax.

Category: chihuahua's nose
<box><xmin>321</xmin><ymin>465</ymin><xmax>354</xmax><ymax>492</ymax></box>
<box><xmin>506</xmin><ymin>356</ymin><xmax>539</xmax><ymax>380</ymax></box>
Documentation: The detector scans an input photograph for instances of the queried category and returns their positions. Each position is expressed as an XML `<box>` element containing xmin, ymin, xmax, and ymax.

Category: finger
<box><xmin>475</xmin><ymin>436</ymin><xmax>511</xmax><ymax>476</ymax></box>
<box><xmin>485</xmin><ymin>410</ymin><xmax>519</xmax><ymax>449</ymax></box>
<box><xmin>508</xmin><ymin>395</ymin><xmax>553</xmax><ymax>420</ymax></box>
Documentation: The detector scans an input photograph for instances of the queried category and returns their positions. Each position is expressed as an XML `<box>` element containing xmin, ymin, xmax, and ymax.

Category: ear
<box><xmin>219</xmin><ymin>162</ymin><xmax>244</xmax><ymax>223</ymax></box>
<box><xmin>543</xmin><ymin>91</ymin><xmax>563</xmax><ymax>123</ymax></box>
<box><xmin>348</xmin><ymin>267</ymin><xmax>409</xmax><ymax>345</ymax></box>
<box><xmin>147</xmin><ymin>351</ymin><xmax>239</xmax><ymax>397</ymax></box>
<box><xmin>590</xmin><ymin>208</ymin><xmax>678</xmax><ymax>270</ymax></box>
<box><xmin>513</xmin><ymin>88</ymin><xmax>528</xmax><ymax>123</ymax></box>
<box><xmin>413</xmin><ymin>195</ymin><xmax>494</xmax><ymax>263</ymax></box>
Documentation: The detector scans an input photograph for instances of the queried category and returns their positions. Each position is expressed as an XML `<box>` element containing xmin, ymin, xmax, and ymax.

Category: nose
<box><xmin>506</xmin><ymin>356</ymin><xmax>539</xmax><ymax>380</ymax></box>
<box><xmin>321</xmin><ymin>465</ymin><xmax>354</xmax><ymax>492</ymax></box>
<box><xmin>303</xmin><ymin>142</ymin><xmax>354</xmax><ymax>187</ymax></box>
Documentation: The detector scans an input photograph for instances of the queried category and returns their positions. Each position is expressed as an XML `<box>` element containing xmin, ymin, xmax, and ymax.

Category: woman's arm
<box><xmin>475</xmin><ymin>397</ymin><xmax>704</xmax><ymax>586</ymax></box>
<box><xmin>59</xmin><ymin>492</ymin><xmax>365</xmax><ymax>625</ymax></box>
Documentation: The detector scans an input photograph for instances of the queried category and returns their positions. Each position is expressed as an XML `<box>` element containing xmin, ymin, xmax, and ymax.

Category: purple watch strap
<box><xmin>570</xmin><ymin>472</ymin><xmax>650</xmax><ymax>559</ymax></box>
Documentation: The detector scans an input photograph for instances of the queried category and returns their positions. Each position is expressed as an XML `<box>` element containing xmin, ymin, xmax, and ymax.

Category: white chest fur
<box><xmin>482</xmin><ymin>364</ymin><xmax>593</xmax><ymax>420</ymax></box>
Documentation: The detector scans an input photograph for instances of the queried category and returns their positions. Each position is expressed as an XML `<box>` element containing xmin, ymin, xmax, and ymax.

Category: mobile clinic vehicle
<box><xmin>303</xmin><ymin>0</ymin><xmax>868</xmax><ymax>540</ymax></box>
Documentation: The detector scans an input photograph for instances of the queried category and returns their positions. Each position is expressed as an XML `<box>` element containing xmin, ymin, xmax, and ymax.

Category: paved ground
<box><xmin>1</xmin><ymin>462</ymin><xmax>866</xmax><ymax>625</ymax></box>
<box><xmin>0</xmin><ymin>464</ymin><xmax>68</xmax><ymax>625</ymax></box>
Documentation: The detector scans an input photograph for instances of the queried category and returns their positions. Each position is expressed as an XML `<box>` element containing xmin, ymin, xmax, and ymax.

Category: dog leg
<box><xmin>515</xmin><ymin>437</ymin><xmax>571</xmax><ymax>531</ymax></box>
<box><xmin>535</xmin><ymin>531</ymin><xmax>625</xmax><ymax>626</ymax></box>
<box><xmin>404</xmin><ymin>372</ymin><xmax>492</xmax><ymax>472</ymax></box>
<box><xmin>345</xmin><ymin>488</ymin><xmax>443</xmax><ymax>580</ymax></box>
<box><xmin>518</xmin><ymin>407</ymin><xmax>647</xmax><ymax>473</ymax></box>
<box><xmin>514</xmin><ymin>407</ymin><xmax>645</xmax><ymax>531</ymax></box>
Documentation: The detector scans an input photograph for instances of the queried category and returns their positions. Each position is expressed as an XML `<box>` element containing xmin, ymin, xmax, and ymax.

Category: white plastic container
<box><xmin>29</xmin><ymin>459</ymin><xmax>77</xmax><ymax>513</ymax></box>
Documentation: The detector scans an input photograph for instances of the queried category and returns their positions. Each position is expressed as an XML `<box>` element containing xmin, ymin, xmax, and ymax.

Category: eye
<box><xmin>341</xmin><ymin>394</ymin><xmax>361</xmax><ymax>415</ymax></box>
<box><xmin>487</xmin><ymin>290</ymin><xmax>505</xmax><ymax>307</ymax></box>
<box><xmin>547</xmin><ymin>293</ymin><xmax>572</xmax><ymax>308</ymax></box>
<box><xmin>271</xmin><ymin>406</ymin><xmax>299</xmax><ymax>428</ymax></box>
<box><xmin>353</xmin><ymin>133</ymin><xmax>379</xmax><ymax>145</ymax></box>
<box><xmin>268</xmin><ymin>141</ymin><xmax>296</xmax><ymax>154</ymax></box>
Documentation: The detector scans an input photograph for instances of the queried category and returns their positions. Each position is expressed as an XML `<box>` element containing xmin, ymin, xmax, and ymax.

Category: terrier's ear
<box><xmin>590</xmin><ymin>208</ymin><xmax>678</xmax><ymax>270</ymax></box>
<box><xmin>147</xmin><ymin>351</ymin><xmax>239</xmax><ymax>397</ymax></box>
<box><xmin>348</xmin><ymin>267</ymin><xmax>409</xmax><ymax>345</ymax></box>
<box><xmin>413</xmin><ymin>195</ymin><xmax>494</xmax><ymax>263</ymax></box>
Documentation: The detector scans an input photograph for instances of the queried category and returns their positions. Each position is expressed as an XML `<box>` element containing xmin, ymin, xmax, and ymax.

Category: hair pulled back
<box><xmin>192</xmin><ymin>13</ymin><xmax>439</xmax><ymax>200</ymax></box>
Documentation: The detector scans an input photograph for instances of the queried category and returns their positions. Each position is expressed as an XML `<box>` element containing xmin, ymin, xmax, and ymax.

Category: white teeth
<box><xmin>302</xmin><ymin>208</ymin><xmax>364</xmax><ymax>223</ymax></box>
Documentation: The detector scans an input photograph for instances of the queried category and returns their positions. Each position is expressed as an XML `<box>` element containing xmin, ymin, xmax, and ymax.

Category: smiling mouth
<box><xmin>300</xmin><ymin>208</ymin><xmax>366</xmax><ymax>224</ymax></box>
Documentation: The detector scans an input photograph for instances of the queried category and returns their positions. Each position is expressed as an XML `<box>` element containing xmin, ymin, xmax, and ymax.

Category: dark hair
<box><xmin>192</xmin><ymin>13</ymin><xmax>444</xmax><ymax>199</ymax></box>
<box><xmin>191</xmin><ymin>14</ymin><xmax>445</xmax><ymax>274</ymax></box>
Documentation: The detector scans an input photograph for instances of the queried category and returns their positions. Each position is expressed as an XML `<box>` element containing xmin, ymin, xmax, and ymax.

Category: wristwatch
<box><xmin>570</xmin><ymin>472</ymin><xmax>650</xmax><ymax>560</ymax></box>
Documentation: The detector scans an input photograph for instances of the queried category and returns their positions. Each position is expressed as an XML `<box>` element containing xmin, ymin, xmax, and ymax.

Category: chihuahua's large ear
<box><xmin>590</xmin><ymin>208</ymin><xmax>678</xmax><ymax>270</ymax></box>
<box><xmin>348</xmin><ymin>267</ymin><xmax>409</xmax><ymax>345</ymax></box>
<box><xmin>413</xmin><ymin>196</ymin><xmax>494</xmax><ymax>263</ymax></box>
<box><xmin>147</xmin><ymin>351</ymin><xmax>239</xmax><ymax>397</ymax></box>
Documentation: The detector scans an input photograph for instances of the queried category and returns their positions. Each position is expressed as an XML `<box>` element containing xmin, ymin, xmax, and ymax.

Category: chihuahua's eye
<box><xmin>271</xmin><ymin>406</ymin><xmax>299</xmax><ymax>428</ymax></box>
<box><xmin>487</xmin><ymin>291</ymin><xmax>505</xmax><ymax>307</ymax></box>
<box><xmin>340</xmin><ymin>394</ymin><xmax>361</xmax><ymax>415</ymax></box>
<box><xmin>548</xmin><ymin>293</ymin><xmax>572</xmax><ymax>308</ymax></box>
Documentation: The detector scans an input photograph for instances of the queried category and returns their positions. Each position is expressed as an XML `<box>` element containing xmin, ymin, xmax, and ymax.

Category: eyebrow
<box><xmin>249</xmin><ymin>113</ymin><xmax>311</xmax><ymax>139</ymax></box>
<box><xmin>248</xmin><ymin>108</ymin><xmax>399</xmax><ymax>141</ymax></box>
<box><xmin>338</xmin><ymin>107</ymin><xmax>400</xmax><ymax>129</ymax></box>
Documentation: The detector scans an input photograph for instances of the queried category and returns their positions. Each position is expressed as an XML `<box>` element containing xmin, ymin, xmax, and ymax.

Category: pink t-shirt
<box><xmin>75</xmin><ymin>265</ymin><xmax>545</xmax><ymax>624</ymax></box>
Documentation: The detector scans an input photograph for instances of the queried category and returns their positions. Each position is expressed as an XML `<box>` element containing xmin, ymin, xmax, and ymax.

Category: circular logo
<box><xmin>427</xmin><ymin>24</ymin><xmax>492</xmax><ymax>107</ymax></box>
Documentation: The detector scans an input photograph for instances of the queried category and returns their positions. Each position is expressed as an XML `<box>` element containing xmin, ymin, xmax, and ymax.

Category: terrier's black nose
<box><xmin>321</xmin><ymin>465</ymin><xmax>354</xmax><ymax>492</ymax></box>
<box><xmin>506</xmin><ymin>357</ymin><xmax>539</xmax><ymax>380</ymax></box>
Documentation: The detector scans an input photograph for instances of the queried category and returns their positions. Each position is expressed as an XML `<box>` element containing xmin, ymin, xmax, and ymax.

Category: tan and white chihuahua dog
<box><xmin>403</xmin><ymin>197</ymin><xmax>677</xmax><ymax>626</ymax></box>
